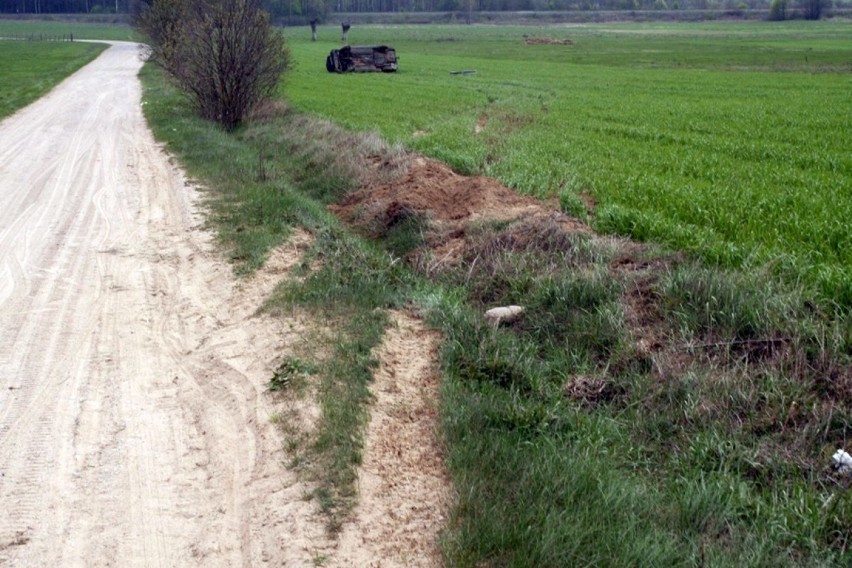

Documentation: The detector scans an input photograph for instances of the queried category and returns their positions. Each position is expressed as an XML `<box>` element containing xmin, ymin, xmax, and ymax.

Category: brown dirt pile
<box><xmin>334</xmin><ymin>156</ymin><xmax>542</xmax><ymax>223</ymax></box>
<box><xmin>524</xmin><ymin>37</ymin><xmax>575</xmax><ymax>45</ymax></box>
<box><xmin>331</xmin><ymin>155</ymin><xmax>589</xmax><ymax>268</ymax></box>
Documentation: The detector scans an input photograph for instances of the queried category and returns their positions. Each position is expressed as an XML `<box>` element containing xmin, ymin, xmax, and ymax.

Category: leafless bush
<box><xmin>134</xmin><ymin>0</ymin><xmax>290</xmax><ymax>129</ymax></box>
<box><xmin>800</xmin><ymin>0</ymin><xmax>830</xmax><ymax>19</ymax></box>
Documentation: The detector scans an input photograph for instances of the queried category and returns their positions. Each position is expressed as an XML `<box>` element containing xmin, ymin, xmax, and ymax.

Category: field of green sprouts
<box><xmin>282</xmin><ymin>21</ymin><xmax>852</xmax><ymax>307</ymax></box>
<box><xmin>0</xmin><ymin>19</ymin><xmax>135</xmax><ymax>41</ymax></box>
<box><xmin>0</xmin><ymin>40</ymin><xmax>107</xmax><ymax>119</ymax></box>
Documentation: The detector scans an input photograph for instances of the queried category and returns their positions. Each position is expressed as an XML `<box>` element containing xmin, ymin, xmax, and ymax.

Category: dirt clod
<box><xmin>524</xmin><ymin>37</ymin><xmax>574</xmax><ymax>45</ymax></box>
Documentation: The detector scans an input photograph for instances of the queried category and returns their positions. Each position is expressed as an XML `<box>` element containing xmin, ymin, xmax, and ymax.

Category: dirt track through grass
<box><xmin>333</xmin><ymin>310</ymin><xmax>449</xmax><ymax>567</ymax></box>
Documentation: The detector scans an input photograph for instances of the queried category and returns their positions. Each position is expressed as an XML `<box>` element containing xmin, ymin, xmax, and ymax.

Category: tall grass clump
<box><xmin>662</xmin><ymin>267</ymin><xmax>800</xmax><ymax>342</ymax></box>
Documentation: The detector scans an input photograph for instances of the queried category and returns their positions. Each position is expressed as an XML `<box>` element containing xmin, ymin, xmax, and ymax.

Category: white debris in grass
<box><xmin>832</xmin><ymin>449</ymin><xmax>852</xmax><ymax>475</ymax></box>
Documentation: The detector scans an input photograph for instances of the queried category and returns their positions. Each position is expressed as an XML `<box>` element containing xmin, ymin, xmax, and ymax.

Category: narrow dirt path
<box><xmin>0</xmin><ymin>42</ymin><xmax>330</xmax><ymax>566</ymax></box>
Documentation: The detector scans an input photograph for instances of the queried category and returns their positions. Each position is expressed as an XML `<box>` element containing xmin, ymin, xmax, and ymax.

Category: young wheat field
<box><xmin>284</xmin><ymin>21</ymin><xmax>852</xmax><ymax>308</ymax></box>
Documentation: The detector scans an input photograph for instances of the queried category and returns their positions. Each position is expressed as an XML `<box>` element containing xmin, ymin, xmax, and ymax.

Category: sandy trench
<box><xmin>0</xmin><ymin>41</ymin><xmax>448</xmax><ymax>568</ymax></box>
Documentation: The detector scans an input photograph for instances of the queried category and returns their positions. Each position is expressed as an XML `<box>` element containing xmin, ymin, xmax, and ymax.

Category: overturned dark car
<box><xmin>326</xmin><ymin>45</ymin><xmax>398</xmax><ymax>73</ymax></box>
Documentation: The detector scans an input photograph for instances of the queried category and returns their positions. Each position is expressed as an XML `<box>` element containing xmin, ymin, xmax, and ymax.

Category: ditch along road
<box><xmin>0</xmin><ymin>42</ymin><xmax>337</xmax><ymax>566</ymax></box>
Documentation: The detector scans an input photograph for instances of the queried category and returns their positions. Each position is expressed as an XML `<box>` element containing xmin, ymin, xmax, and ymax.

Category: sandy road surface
<box><xmin>0</xmin><ymin>42</ymin><xmax>329</xmax><ymax>566</ymax></box>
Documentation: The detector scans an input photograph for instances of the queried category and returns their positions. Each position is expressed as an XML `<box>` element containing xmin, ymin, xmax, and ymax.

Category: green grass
<box><xmin>282</xmin><ymin>21</ymin><xmax>852</xmax><ymax>307</ymax></box>
<box><xmin>138</xmin><ymin>28</ymin><xmax>852</xmax><ymax>565</ymax></box>
<box><xmin>430</xmin><ymin>221</ymin><xmax>851</xmax><ymax>567</ymax></box>
<box><xmin>0</xmin><ymin>19</ymin><xmax>135</xmax><ymax>41</ymax></box>
<box><xmin>0</xmin><ymin>18</ymin><xmax>135</xmax><ymax>119</ymax></box>
<box><xmin>0</xmin><ymin>40</ymin><xmax>107</xmax><ymax>119</ymax></box>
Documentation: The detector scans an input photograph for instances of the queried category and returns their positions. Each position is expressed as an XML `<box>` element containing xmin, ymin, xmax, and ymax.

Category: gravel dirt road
<box><xmin>0</xmin><ymin>42</ymin><xmax>329</xmax><ymax>567</ymax></box>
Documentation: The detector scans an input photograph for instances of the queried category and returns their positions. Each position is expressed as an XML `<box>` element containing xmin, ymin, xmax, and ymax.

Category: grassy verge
<box><xmin>140</xmin><ymin>65</ymin><xmax>413</xmax><ymax>528</ymax></box>
<box><xmin>429</xmin><ymin>225</ymin><xmax>850</xmax><ymax>566</ymax></box>
<box><xmin>0</xmin><ymin>39</ymin><xmax>107</xmax><ymax>119</ymax></box>
<box><xmin>141</xmin><ymin>59</ymin><xmax>851</xmax><ymax>565</ymax></box>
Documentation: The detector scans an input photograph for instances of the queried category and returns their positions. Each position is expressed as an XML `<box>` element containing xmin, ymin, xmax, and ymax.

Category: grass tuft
<box><xmin>268</xmin><ymin>356</ymin><xmax>317</xmax><ymax>392</ymax></box>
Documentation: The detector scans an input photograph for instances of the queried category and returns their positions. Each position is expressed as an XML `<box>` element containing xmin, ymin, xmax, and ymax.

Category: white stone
<box><xmin>484</xmin><ymin>305</ymin><xmax>525</xmax><ymax>326</ymax></box>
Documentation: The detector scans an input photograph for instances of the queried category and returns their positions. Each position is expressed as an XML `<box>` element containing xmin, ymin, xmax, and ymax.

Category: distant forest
<box><xmin>0</xmin><ymin>0</ymin><xmax>842</xmax><ymax>21</ymax></box>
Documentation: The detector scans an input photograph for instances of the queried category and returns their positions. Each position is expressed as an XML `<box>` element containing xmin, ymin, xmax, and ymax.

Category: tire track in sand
<box><xmin>332</xmin><ymin>311</ymin><xmax>450</xmax><ymax>568</ymax></box>
<box><xmin>0</xmin><ymin>42</ymin><xmax>329</xmax><ymax>566</ymax></box>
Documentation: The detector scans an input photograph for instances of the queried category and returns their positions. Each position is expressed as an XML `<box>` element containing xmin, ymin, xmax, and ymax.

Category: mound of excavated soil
<box><xmin>334</xmin><ymin>156</ymin><xmax>544</xmax><ymax>223</ymax></box>
<box><xmin>331</xmin><ymin>155</ymin><xmax>589</xmax><ymax>267</ymax></box>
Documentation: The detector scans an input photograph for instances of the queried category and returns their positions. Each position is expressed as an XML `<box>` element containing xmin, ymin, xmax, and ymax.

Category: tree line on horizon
<box><xmin>0</xmin><ymin>0</ymin><xmax>837</xmax><ymax>20</ymax></box>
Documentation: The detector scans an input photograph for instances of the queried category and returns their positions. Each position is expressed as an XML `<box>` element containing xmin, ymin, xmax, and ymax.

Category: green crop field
<box><xmin>0</xmin><ymin>19</ymin><xmax>135</xmax><ymax>41</ymax></box>
<box><xmin>283</xmin><ymin>21</ymin><xmax>852</xmax><ymax>308</ymax></box>
<box><xmin>0</xmin><ymin>39</ymin><xmax>107</xmax><ymax>119</ymax></box>
<box><xmin>0</xmin><ymin>19</ymin><xmax>132</xmax><ymax>119</ymax></box>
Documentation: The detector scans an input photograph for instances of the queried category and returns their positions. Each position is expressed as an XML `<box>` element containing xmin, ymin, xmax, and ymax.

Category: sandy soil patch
<box><xmin>332</xmin><ymin>311</ymin><xmax>449</xmax><ymax>568</ymax></box>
